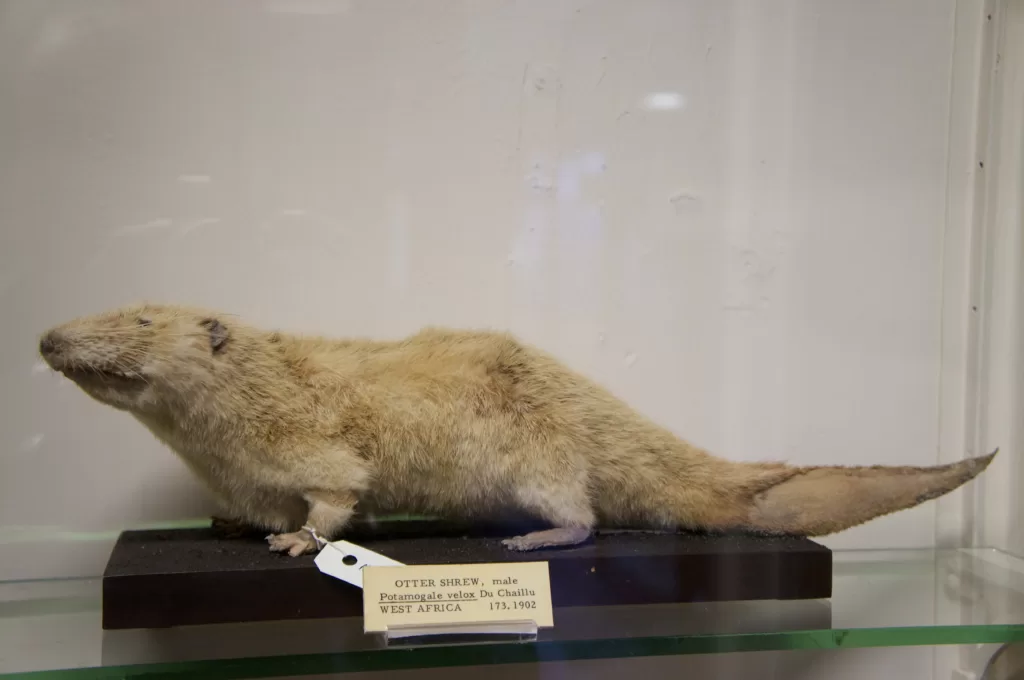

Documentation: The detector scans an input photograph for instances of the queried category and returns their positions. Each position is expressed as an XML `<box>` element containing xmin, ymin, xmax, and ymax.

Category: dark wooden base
<box><xmin>101</xmin><ymin>519</ymin><xmax>832</xmax><ymax>630</ymax></box>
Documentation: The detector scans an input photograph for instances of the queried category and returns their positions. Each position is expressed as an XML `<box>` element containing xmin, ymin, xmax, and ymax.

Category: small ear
<box><xmin>199</xmin><ymin>318</ymin><xmax>229</xmax><ymax>354</ymax></box>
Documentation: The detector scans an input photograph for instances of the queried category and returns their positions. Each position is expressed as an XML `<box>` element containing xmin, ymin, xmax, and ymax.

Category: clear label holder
<box><xmin>382</xmin><ymin>620</ymin><xmax>539</xmax><ymax>647</ymax></box>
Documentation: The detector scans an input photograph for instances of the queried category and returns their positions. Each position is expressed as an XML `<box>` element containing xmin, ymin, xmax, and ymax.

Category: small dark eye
<box><xmin>137</xmin><ymin>317</ymin><xmax>152</xmax><ymax>327</ymax></box>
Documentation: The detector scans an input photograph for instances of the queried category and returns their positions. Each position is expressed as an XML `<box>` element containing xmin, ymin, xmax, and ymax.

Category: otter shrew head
<box><xmin>39</xmin><ymin>303</ymin><xmax>233</xmax><ymax>412</ymax></box>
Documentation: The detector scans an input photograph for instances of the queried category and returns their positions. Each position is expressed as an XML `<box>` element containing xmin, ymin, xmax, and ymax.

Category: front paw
<box><xmin>266</xmin><ymin>530</ymin><xmax>319</xmax><ymax>557</ymax></box>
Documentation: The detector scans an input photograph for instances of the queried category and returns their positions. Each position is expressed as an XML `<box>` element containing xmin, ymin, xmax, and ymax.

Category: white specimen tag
<box><xmin>314</xmin><ymin>540</ymin><xmax>404</xmax><ymax>588</ymax></box>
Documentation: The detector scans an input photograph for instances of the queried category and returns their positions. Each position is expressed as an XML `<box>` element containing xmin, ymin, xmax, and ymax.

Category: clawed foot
<box><xmin>501</xmin><ymin>536</ymin><xmax>542</xmax><ymax>551</ymax></box>
<box><xmin>502</xmin><ymin>527</ymin><xmax>592</xmax><ymax>551</ymax></box>
<box><xmin>266</xmin><ymin>530</ymin><xmax>319</xmax><ymax>557</ymax></box>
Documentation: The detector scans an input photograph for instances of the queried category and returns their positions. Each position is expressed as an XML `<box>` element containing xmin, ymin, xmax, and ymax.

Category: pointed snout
<box><xmin>38</xmin><ymin>329</ymin><xmax>69</xmax><ymax>367</ymax></box>
<box><xmin>39</xmin><ymin>330</ymin><xmax>61</xmax><ymax>356</ymax></box>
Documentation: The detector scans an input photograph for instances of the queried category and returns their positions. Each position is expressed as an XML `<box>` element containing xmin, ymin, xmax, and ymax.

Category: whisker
<box><xmin>73</xmin><ymin>329</ymin><xmax>202</xmax><ymax>337</ymax></box>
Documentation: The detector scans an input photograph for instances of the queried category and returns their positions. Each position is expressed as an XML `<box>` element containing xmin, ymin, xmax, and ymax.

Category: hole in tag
<box><xmin>342</xmin><ymin>555</ymin><xmax>358</xmax><ymax>566</ymax></box>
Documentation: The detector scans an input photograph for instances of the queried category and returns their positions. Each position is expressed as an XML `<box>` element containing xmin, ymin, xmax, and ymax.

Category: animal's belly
<box><xmin>159</xmin><ymin>440</ymin><xmax>302</xmax><ymax>519</ymax></box>
<box><xmin>181</xmin><ymin>456</ymin><xmax>307</xmax><ymax>527</ymax></box>
<box><xmin>360</xmin><ymin>460</ymin><xmax>512</xmax><ymax>518</ymax></box>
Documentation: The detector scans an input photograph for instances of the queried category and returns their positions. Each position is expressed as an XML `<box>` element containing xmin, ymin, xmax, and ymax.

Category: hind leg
<box><xmin>502</xmin><ymin>482</ymin><xmax>595</xmax><ymax>551</ymax></box>
<box><xmin>502</xmin><ymin>527</ymin><xmax>592</xmax><ymax>551</ymax></box>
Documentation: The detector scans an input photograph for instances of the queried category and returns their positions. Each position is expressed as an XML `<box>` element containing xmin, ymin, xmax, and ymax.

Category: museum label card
<box><xmin>361</xmin><ymin>562</ymin><xmax>553</xmax><ymax>633</ymax></box>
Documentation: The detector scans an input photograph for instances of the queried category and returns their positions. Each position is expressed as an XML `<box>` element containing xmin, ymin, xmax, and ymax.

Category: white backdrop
<box><xmin>0</xmin><ymin>0</ymin><xmax>965</xmax><ymax>581</ymax></box>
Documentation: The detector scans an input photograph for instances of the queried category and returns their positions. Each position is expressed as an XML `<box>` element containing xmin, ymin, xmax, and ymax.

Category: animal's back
<box><xmin>310</xmin><ymin>327</ymin><xmax>719</xmax><ymax>527</ymax></box>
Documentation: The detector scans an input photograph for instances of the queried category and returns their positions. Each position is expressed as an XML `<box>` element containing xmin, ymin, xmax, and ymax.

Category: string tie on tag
<box><xmin>302</xmin><ymin>525</ymin><xmax>328</xmax><ymax>551</ymax></box>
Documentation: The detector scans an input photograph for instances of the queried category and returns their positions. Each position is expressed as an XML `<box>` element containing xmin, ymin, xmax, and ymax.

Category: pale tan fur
<box><xmin>38</xmin><ymin>303</ymin><xmax>996</xmax><ymax>555</ymax></box>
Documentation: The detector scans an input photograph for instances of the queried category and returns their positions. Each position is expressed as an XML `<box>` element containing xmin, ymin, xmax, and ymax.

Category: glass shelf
<box><xmin>3</xmin><ymin>548</ymin><xmax>1024</xmax><ymax>678</ymax></box>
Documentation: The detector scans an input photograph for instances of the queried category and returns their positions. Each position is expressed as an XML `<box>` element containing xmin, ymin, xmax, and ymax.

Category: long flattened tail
<box><xmin>739</xmin><ymin>449</ymin><xmax>998</xmax><ymax>536</ymax></box>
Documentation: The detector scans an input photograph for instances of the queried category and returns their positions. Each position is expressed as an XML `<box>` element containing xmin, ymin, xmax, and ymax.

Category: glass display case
<box><xmin>1</xmin><ymin>1</ymin><xmax>1022</xmax><ymax>678</ymax></box>
<box><xmin>3</xmin><ymin>549</ymin><xmax>1024</xmax><ymax>677</ymax></box>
